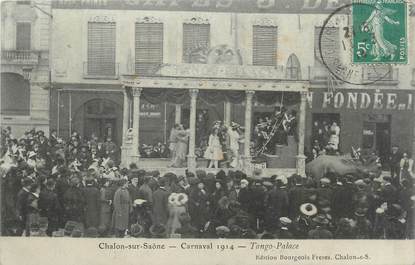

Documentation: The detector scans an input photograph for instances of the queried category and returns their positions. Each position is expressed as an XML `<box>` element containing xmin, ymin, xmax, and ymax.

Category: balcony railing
<box><xmin>83</xmin><ymin>62</ymin><xmax>119</xmax><ymax>79</ymax></box>
<box><xmin>1</xmin><ymin>50</ymin><xmax>40</xmax><ymax>65</ymax></box>
<box><xmin>362</xmin><ymin>66</ymin><xmax>399</xmax><ymax>85</ymax></box>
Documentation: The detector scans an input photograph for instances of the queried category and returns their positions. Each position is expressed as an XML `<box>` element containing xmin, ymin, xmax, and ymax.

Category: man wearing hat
<box><xmin>152</xmin><ymin>177</ymin><xmax>171</xmax><ymax>227</ymax></box>
<box><xmin>288</xmin><ymin>174</ymin><xmax>307</xmax><ymax>218</ymax></box>
<box><xmin>352</xmin><ymin>208</ymin><xmax>372</xmax><ymax>239</ymax></box>
<box><xmin>112</xmin><ymin>179</ymin><xmax>132</xmax><ymax>237</ymax></box>
<box><xmin>275</xmin><ymin>217</ymin><xmax>293</xmax><ymax>239</ymax></box>
<box><xmin>63</xmin><ymin>176</ymin><xmax>86</xmax><ymax>224</ymax></box>
<box><xmin>38</xmin><ymin>178</ymin><xmax>62</xmax><ymax>236</ymax></box>
<box><xmin>83</xmin><ymin>176</ymin><xmax>100</xmax><ymax>229</ymax></box>
<box><xmin>16</xmin><ymin>178</ymin><xmax>33</xmax><ymax>235</ymax></box>
<box><xmin>308</xmin><ymin>214</ymin><xmax>333</xmax><ymax>239</ymax></box>
<box><xmin>389</xmin><ymin>145</ymin><xmax>402</xmax><ymax>184</ymax></box>
<box><xmin>266</xmin><ymin>178</ymin><xmax>289</xmax><ymax>231</ymax></box>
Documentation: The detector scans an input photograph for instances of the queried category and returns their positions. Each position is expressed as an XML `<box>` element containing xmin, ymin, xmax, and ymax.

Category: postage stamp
<box><xmin>352</xmin><ymin>0</ymin><xmax>407</xmax><ymax>64</ymax></box>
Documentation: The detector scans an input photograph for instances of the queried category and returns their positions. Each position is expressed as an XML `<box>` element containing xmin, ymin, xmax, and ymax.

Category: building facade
<box><xmin>1</xmin><ymin>0</ymin><xmax>51</xmax><ymax>136</ymax></box>
<box><xmin>49</xmin><ymin>0</ymin><xmax>415</xmax><ymax>174</ymax></box>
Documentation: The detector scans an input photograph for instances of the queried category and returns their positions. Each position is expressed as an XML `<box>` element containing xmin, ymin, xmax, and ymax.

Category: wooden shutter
<box><xmin>314</xmin><ymin>27</ymin><xmax>339</xmax><ymax>65</ymax></box>
<box><xmin>16</xmin><ymin>22</ymin><xmax>31</xmax><ymax>50</ymax></box>
<box><xmin>182</xmin><ymin>24</ymin><xmax>210</xmax><ymax>63</ymax></box>
<box><xmin>135</xmin><ymin>23</ymin><xmax>163</xmax><ymax>75</ymax></box>
<box><xmin>253</xmin><ymin>25</ymin><xmax>278</xmax><ymax>66</ymax></box>
<box><xmin>87</xmin><ymin>22</ymin><xmax>116</xmax><ymax>76</ymax></box>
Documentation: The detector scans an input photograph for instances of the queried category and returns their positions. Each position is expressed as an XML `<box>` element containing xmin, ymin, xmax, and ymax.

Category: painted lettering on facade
<box><xmin>52</xmin><ymin>0</ymin><xmax>352</xmax><ymax>13</ymax></box>
<box><xmin>307</xmin><ymin>91</ymin><xmax>414</xmax><ymax>111</ymax></box>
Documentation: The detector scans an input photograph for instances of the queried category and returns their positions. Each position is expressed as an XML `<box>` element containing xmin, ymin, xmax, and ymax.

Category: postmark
<box><xmin>352</xmin><ymin>0</ymin><xmax>407</xmax><ymax>64</ymax></box>
<box><xmin>317</xmin><ymin>2</ymin><xmax>404</xmax><ymax>85</ymax></box>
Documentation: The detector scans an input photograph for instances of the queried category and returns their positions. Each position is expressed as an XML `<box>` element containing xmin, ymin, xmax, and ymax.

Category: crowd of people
<box><xmin>0</xmin><ymin>126</ymin><xmax>414</xmax><ymax>239</ymax></box>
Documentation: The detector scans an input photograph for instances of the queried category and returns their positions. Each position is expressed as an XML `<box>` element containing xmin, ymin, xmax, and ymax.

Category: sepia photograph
<box><xmin>0</xmin><ymin>0</ymin><xmax>414</xmax><ymax>257</ymax></box>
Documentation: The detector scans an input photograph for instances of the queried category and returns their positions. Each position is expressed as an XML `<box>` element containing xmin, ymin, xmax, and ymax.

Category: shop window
<box><xmin>1</xmin><ymin>73</ymin><xmax>30</xmax><ymax>115</ymax></box>
<box><xmin>182</xmin><ymin>23</ymin><xmax>210</xmax><ymax>63</ymax></box>
<box><xmin>253</xmin><ymin>25</ymin><xmax>278</xmax><ymax>66</ymax></box>
<box><xmin>87</xmin><ymin>22</ymin><xmax>116</xmax><ymax>76</ymax></box>
<box><xmin>286</xmin><ymin>53</ymin><xmax>301</xmax><ymax>80</ymax></box>
<box><xmin>135</xmin><ymin>22</ymin><xmax>163</xmax><ymax>75</ymax></box>
<box><xmin>16</xmin><ymin>22</ymin><xmax>31</xmax><ymax>50</ymax></box>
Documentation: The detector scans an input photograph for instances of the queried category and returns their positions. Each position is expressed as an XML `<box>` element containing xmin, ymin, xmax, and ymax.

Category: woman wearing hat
<box><xmin>293</xmin><ymin>203</ymin><xmax>317</xmax><ymax>239</ymax></box>
<box><xmin>112</xmin><ymin>179</ymin><xmax>132</xmax><ymax>237</ymax></box>
<box><xmin>166</xmin><ymin>193</ymin><xmax>188</xmax><ymax>236</ymax></box>
<box><xmin>189</xmin><ymin>180</ymin><xmax>210</xmax><ymax>234</ymax></box>
<box><xmin>204</xmin><ymin>127</ymin><xmax>224</xmax><ymax>168</ymax></box>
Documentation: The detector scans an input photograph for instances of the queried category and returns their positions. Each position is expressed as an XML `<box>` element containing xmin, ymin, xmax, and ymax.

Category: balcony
<box><xmin>83</xmin><ymin>62</ymin><xmax>119</xmax><ymax>80</ymax></box>
<box><xmin>362</xmin><ymin>66</ymin><xmax>399</xmax><ymax>85</ymax></box>
<box><xmin>1</xmin><ymin>50</ymin><xmax>40</xmax><ymax>65</ymax></box>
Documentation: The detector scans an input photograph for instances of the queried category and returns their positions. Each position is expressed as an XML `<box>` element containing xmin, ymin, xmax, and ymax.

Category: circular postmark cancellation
<box><xmin>318</xmin><ymin>0</ymin><xmax>408</xmax><ymax>85</ymax></box>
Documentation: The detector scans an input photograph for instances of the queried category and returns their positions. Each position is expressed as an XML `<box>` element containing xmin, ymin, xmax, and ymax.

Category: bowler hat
<box><xmin>354</xmin><ymin>208</ymin><xmax>368</xmax><ymax>217</ymax></box>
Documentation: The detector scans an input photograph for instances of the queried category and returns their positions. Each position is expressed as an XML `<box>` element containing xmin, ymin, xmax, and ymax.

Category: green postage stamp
<box><xmin>352</xmin><ymin>0</ymin><xmax>407</xmax><ymax>64</ymax></box>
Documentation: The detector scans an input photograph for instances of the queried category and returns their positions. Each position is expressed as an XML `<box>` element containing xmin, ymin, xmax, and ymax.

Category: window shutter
<box><xmin>16</xmin><ymin>23</ymin><xmax>31</xmax><ymax>50</ymax></box>
<box><xmin>314</xmin><ymin>27</ymin><xmax>339</xmax><ymax>65</ymax></box>
<box><xmin>253</xmin><ymin>25</ymin><xmax>278</xmax><ymax>66</ymax></box>
<box><xmin>182</xmin><ymin>24</ymin><xmax>210</xmax><ymax>63</ymax></box>
<box><xmin>87</xmin><ymin>22</ymin><xmax>116</xmax><ymax>76</ymax></box>
<box><xmin>135</xmin><ymin>23</ymin><xmax>163</xmax><ymax>75</ymax></box>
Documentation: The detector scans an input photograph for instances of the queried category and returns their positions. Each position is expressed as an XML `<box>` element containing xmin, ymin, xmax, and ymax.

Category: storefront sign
<box><xmin>140</xmin><ymin>103</ymin><xmax>161</xmax><ymax>118</ymax></box>
<box><xmin>307</xmin><ymin>89</ymin><xmax>414</xmax><ymax>111</ymax></box>
<box><xmin>159</xmin><ymin>64</ymin><xmax>284</xmax><ymax>80</ymax></box>
<box><xmin>52</xmin><ymin>0</ymin><xmax>352</xmax><ymax>13</ymax></box>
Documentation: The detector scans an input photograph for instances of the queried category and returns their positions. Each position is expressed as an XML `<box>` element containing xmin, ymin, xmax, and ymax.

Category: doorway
<box><xmin>362</xmin><ymin>114</ymin><xmax>391</xmax><ymax>168</ymax></box>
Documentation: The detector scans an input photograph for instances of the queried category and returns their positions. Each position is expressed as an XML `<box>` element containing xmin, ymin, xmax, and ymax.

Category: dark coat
<box><xmin>331</xmin><ymin>185</ymin><xmax>353</xmax><ymax>219</ymax></box>
<box><xmin>83</xmin><ymin>186</ymin><xmax>100</xmax><ymax>228</ymax></box>
<box><xmin>138</xmin><ymin>183</ymin><xmax>153</xmax><ymax>205</ymax></box>
<box><xmin>267</xmin><ymin>187</ymin><xmax>289</xmax><ymax>219</ymax></box>
<box><xmin>189</xmin><ymin>188</ymin><xmax>210</xmax><ymax>230</ymax></box>
<box><xmin>112</xmin><ymin>187</ymin><xmax>131</xmax><ymax>230</ymax></box>
<box><xmin>16</xmin><ymin>188</ymin><xmax>30</xmax><ymax>221</ymax></box>
<box><xmin>99</xmin><ymin>186</ymin><xmax>114</xmax><ymax>232</ymax></box>
<box><xmin>128</xmin><ymin>184</ymin><xmax>140</xmax><ymax>202</ymax></box>
<box><xmin>238</xmin><ymin>187</ymin><xmax>251</xmax><ymax>212</ymax></box>
<box><xmin>38</xmin><ymin>188</ymin><xmax>61</xmax><ymax>230</ymax></box>
<box><xmin>152</xmin><ymin>187</ymin><xmax>170</xmax><ymax>225</ymax></box>
<box><xmin>288</xmin><ymin>186</ymin><xmax>307</xmax><ymax>218</ymax></box>
<box><xmin>63</xmin><ymin>186</ymin><xmax>86</xmax><ymax>223</ymax></box>
<box><xmin>308</xmin><ymin>227</ymin><xmax>333</xmax><ymax>239</ymax></box>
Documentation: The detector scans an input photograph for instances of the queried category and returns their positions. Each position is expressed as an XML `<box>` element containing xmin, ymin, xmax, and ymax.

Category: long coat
<box><xmin>38</xmin><ymin>188</ymin><xmax>62</xmax><ymax>233</ymax></box>
<box><xmin>189</xmin><ymin>189</ymin><xmax>210</xmax><ymax>230</ymax></box>
<box><xmin>112</xmin><ymin>187</ymin><xmax>131</xmax><ymax>230</ymax></box>
<box><xmin>152</xmin><ymin>187</ymin><xmax>170</xmax><ymax>225</ymax></box>
<box><xmin>99</xmin><ymin>187</ymin><xmax>114</xmax><ymax>232</ymax></box>
<box><xmin>83</xmin><ymin>186</ymin><xmax>100</xmax><ymax>228</ymax></box>
<box><xmin>63</xmin><ymin>186</ymin><xmax>85</xmax><ymax>223</ymax></box>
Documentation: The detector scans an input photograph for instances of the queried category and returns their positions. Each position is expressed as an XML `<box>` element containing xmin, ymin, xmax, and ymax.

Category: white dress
<box><xmin>204</xmin><ymin>135</ymin><xmax>223</xmax><ymax>161</ymax></box>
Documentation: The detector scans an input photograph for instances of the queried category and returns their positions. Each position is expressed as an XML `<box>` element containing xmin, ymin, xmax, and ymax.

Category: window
<box><xmin>135</xmin><ymin>23</ymin><xmax>163</xmax><ymax>75</ymax></box>
<box><xmin>1</xmin><ymin>73</ymin><xmax>30</xmax><ymax>115</ymax></box>
<box><xmin>286</xmin><ymin>54</ymin><xmax>301</xmax><ymax>80</ymax></box>
<box><xmin>314</xmin><ymin>27</ymin><xmax>339</xmax><ymax>65</ymax></box>
<box><xmin>16</xmin><ymin>22</ymin><xmax>31</xmax><ymax>50</ymax></box>
<box><xmin>87</xmin><ymin>22</ymin><xmax>116</xmax><ymax>76</ymax></box>
<box><xmin>182</xmin><ymin>23</ymin><xmax>210</xmax><ymax>63</ymax></box>
<box><xmin>252</xmin><ymin>25</ymin><xmax>278</xmax><ymax>66</ymax></box>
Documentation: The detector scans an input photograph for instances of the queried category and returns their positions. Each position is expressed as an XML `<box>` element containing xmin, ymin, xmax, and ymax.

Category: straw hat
<box><xmin>300</xmin><ymin>203</ymin><xmax>318</xmax><ymax>216</ymax></box>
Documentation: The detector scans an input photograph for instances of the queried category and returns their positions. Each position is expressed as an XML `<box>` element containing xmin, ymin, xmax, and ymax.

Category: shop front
<box><xmin>120</xmin><ymin>64</ymin><xmax>309</xmax><ymax>176</ymax></box>
<box><xmin>306</xmin><ymin>88</ymin><xmax>415</xmax><ymax>167</ymax></box>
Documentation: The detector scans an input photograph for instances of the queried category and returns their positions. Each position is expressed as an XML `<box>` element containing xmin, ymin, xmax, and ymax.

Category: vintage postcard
<box><xmin>0</xmin><ymin>0</ymin><xmax>414</xmax><ymax>264</ymax></box>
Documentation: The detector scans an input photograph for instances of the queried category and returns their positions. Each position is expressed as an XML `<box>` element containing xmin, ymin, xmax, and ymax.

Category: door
<box><xmin>375</xmin><ymin>122</ymin><xmax>390</xmax><ymax>168</ymax></box>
